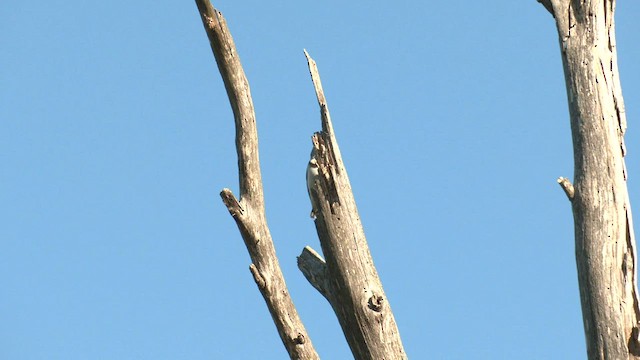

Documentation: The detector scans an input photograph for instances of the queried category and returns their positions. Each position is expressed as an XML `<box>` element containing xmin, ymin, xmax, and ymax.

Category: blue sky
<box><xmin>2</xmin><ymin>1</ymin><xmax>639</xmax><ymax>359</ymax></box>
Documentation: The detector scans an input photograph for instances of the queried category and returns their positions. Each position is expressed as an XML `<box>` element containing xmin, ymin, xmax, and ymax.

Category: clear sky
<box><xmin>2</xmin><ymin>1</ymin><xmax>639</xmax><ymax>359</ymax></box>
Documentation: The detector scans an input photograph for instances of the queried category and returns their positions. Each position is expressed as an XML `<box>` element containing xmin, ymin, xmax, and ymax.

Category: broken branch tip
<box><xmin>557</xmin><ymin>177</ymin><xmax>575</xmax><ymax>200</ymax></box>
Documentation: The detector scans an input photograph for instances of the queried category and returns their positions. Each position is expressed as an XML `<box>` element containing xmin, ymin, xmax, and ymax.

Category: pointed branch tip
<box><xmin>297</xmin><ymin>246</ymin><xmax>329</xmax><ymax>298</ymax></box>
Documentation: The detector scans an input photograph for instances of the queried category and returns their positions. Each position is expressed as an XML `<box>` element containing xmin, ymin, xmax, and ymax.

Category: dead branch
<box><xmin>195</xmin><ymin>2</ymin><xmax>319</xmax><ymax>359</ymax></box>
<box><xmin>298</xmin><ymin>50</ymin><xmax>407</xmax><ymax>360</ymax></box>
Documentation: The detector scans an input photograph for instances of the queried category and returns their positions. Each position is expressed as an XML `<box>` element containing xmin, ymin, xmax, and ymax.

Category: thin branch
<box><xmin>196</xmin><ymin>0</ymin><xmax>263</xmax><ymax>204</ymax></box>
<box><xmin>196</xmin><ymin>2</ymin><xmax>319</xmax><ymax>359</ymax></box>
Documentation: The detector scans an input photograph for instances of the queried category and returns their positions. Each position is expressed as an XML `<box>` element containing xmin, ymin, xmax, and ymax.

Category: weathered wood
<box><xmin>298</xmin><ymin>50</ymin><xmax>407</xmax><ymax>360</ymax></box>
<box><xmin>540</xmin><ymin>1</ymin><xmax>640</xmax><ymax>358</ymax></box>
<box><xmin>195</xmin><ymin>2</ymin><xmax>319</xmax><ymax>359</ymax></box>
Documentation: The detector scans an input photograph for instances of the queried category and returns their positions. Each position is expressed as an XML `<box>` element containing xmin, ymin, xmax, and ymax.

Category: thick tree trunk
<box><xmin>297</xmin><ymin>51</ymin><xmax>407</xmax><ymax>360</ymax></box>
<box><xmin>539</xmin><ymin>0</ymin><xmax>640</xmax><ymax>358</ymax></box>
<box><xmin>195</xmin><ymin>2</ymin><xmax>319</xmax><ymax>359</ymax></box>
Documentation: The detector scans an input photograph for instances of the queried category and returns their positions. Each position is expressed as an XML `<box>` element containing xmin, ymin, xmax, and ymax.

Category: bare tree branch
<box><xmin>300</xmin><ymin>50</ymin><xmax>407</xmax><ymax>360</ymax></box>
<box><xmin>195</xmin><ymin>2</ymin><xmax>319</xmax><ymax>359</ymax></box>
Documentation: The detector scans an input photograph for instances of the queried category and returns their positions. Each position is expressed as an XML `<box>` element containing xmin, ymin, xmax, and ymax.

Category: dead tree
<box><xmin>538</xmin><ymin>0</ymin><xmax>640</xmax><ymax>358</ymax></box>
<box><xmin>195</xmin><ymin>1</ymin><xmax>406</xmax><ymax>359</ymax></box>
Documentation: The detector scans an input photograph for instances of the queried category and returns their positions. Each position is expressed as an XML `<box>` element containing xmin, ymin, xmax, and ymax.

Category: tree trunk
<box><xmin>539</xmin><ymin>0</ymin><xmax>640</xmax><ymax>358</ymax></box>
<box><xmin>297</xmin><ymin>51</ymin><xmax>407</xmax><ymax>360</ymax></box>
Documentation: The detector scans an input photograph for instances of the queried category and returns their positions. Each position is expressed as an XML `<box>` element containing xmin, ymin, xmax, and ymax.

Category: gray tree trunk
<box><xmin>539</xmin><ymin>0</ymin><xmax>640</xmax><ymax>358</ymax></box>
<box><xmin>298</xmin><ymin>51</ymin><xmax>407</xmax><ymax>360</ymax></box>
